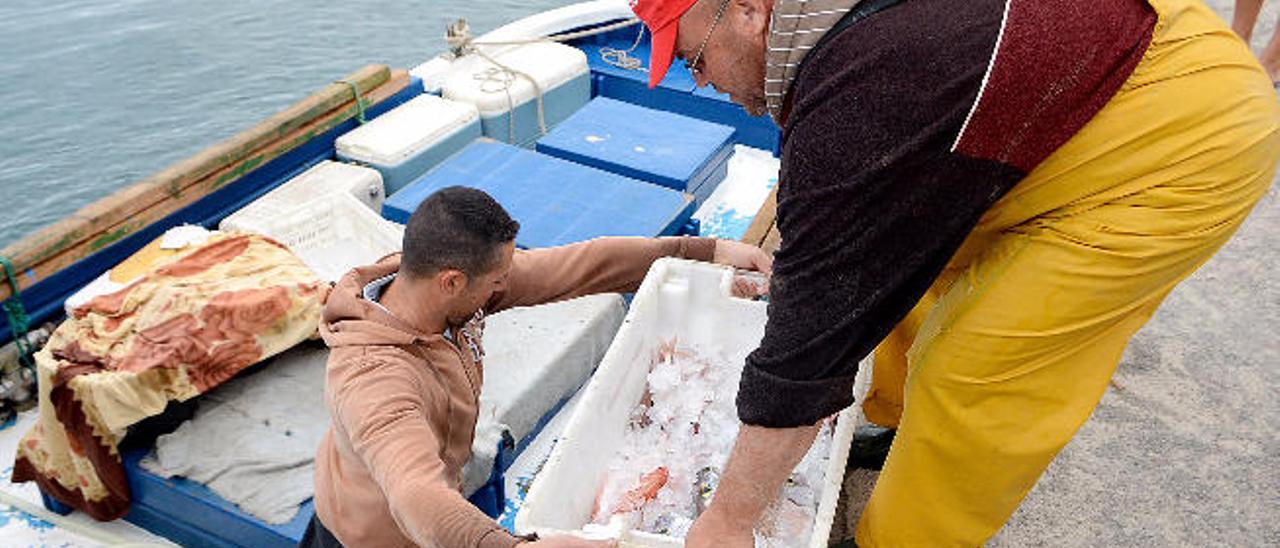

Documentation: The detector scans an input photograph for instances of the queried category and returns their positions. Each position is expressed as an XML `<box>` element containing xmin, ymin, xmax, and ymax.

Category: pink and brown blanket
<box><xmin>11</xmin><ymin>233</ymin><xmax>326</xmax><ymax>520</ymax></box>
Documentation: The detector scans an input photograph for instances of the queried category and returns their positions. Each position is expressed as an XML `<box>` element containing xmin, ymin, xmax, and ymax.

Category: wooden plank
<box><xmin>0</xmin><ymin>65</ymin><xmax>390</xmax><ymax>275</ymax></box>
<box><xmin>761</xmin><ymin>223</ymin><xmax>782</xmax><ymax>256</ymax></box>
<box><xmin>741</xmin><ymin>186</ymin><xmax>778</xmax><ymax>247</ymax></box>
<box><xmin>0</xmin><ymin>70</ymin><xmax>411</xmax><ymax>302</ymax></box>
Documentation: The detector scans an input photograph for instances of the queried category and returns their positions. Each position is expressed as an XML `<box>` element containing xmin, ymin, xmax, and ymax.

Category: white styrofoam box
<box><xmin>220</xmin><ymin>193</ymin><xmax>404</xmax><ymax>283</ymax></box>
<box><xmin>442</xmin><ymin>41</ymin><xmax>590</xmax><ymax>147</ymax></box>
<box><xmin>228</xmin><ymin>160</ymin><xmax>386</xmax><ymax>218</ymax></box>
<box><xmin>335</xmin><ymin>95</ymin><xmax>482</xmax><ymax>194</ymax></box>
<box><xmin>460</xmin><ymin>293</ymin><xmax>628</xmax><ymax>496</ymax></box>
<box><xmin>515</xmin><ymin>259</ymin><xmax>858</xmax><ymax>547</ymax></box>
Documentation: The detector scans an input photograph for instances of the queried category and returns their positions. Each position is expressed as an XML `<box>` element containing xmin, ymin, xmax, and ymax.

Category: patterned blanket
<box><xmin>11</xmin><ymin>233</ymin><xmax>326</xmax><ymax>520</ymax></box>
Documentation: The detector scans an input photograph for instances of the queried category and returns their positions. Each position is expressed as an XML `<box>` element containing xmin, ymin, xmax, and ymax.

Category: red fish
<box><xmin>614</xmin><ymin>466</ymin><xmax>669</xmax><ymax>514</ymax></box>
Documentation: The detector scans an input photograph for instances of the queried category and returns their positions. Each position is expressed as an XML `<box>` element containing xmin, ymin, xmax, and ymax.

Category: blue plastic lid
<box><xmin>536</xmin><ymin>98</ymin><xmax>735</xmax><ymax>192</ymax></box>
<box><xmin>384</xmin><ymin>140</ymin><xmax>695</xmax><ymax>248</ymax></box>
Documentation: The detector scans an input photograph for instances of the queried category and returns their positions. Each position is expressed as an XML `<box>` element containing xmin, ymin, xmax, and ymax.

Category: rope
<box><xmin>472</xmin><ymin>46</ymin><xmax>549</xmax><ymax>143</ymax></box>
<box><xmin>0</xmin><ymin>256</ymin><xmax>33</xmax><ymax>370</ymax></box>
<box><xmin>335</xmin><ymin>79</ymin><xmax>368</xmax><ymax>124</ymax></box>
<box><xmin>443</xmin><ymin>18</ymin><xmax>646</xmax><ymax>144</ymax></box>
<box><xmin>471</xmin><ymin>65</ymin><xmax>521</xmax><ymax>143</ymax></box>
<box><xmin>599</xmin><ymin>23</ymin><xmax>648</xmax><ymax>72</ymax></box>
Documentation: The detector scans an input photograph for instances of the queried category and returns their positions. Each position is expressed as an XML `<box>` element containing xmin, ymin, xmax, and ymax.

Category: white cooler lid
<box><xmin>335</xmin><ymin>94</ymin><xmax>480</xmax><ymax>165</ymax></box>
<box><xmin>442</xmin><ymin>41</ymin><xmax>589</xmax><ymax>116</ymax></box>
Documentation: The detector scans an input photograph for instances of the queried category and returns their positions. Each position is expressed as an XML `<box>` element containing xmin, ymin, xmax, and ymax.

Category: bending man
<box><xmin>628</xmin><ymin>0</ymin><xmax>1280</xmax><ymax>545</ymax></box>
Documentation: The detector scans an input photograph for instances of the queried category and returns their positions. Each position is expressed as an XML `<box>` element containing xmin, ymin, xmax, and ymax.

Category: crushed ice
<box><xmin>592</xmin><ymin>338</ymin><xmax>833</xmax><ymax>546</ymax></box>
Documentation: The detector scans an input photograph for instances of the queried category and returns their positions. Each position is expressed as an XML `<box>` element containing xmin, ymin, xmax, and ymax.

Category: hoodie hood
<box><xmin>320</xmin><ymin>253</ymin><xmax>440</xmax><ymax>349</ymax></box>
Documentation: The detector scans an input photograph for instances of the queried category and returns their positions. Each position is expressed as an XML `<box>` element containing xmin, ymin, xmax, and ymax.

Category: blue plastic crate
<box><xmin>383</xmin><ymin>140</ymin><xmax>697</xmax><ymax>248</ymax></box>
<box><xmin>536</xmin><ymin>98</ymin><xmax>734</xmax><ymax>206</ymax></box>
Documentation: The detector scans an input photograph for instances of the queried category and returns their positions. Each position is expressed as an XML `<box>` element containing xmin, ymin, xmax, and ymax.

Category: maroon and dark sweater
<box><xmin>738</xmin><ymin>0</ymin><xmax>1158</xmax><ymax>427</ymax></box>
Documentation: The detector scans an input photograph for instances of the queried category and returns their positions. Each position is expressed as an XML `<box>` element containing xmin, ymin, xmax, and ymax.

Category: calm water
<box><xmin>0</xmin><ymin>0</ymin><xmax>578</xmax><ymax>248</ymax></box>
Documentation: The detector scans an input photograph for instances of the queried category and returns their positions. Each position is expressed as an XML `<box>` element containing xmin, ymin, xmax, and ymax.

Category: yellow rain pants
<box><xmin>855</xmin><ymin>0</ymin><xmax>1280</xmax><ymax>544</ymax></box>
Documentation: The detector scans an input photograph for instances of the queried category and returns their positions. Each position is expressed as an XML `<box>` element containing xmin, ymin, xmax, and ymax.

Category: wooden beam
<box><xmin>761</xmin><ymin>224</ymin><xmax>782</xmax><ymax>256</ymax></box>
<box><xmin>741</xmin><ymin>186</ymin><xmax>778</xmax><ymax>247</ymax></box>
<box><xmin>0</xmin><ymin>69</ymin><xmax>410</xmax><ymax>302</ymax></box>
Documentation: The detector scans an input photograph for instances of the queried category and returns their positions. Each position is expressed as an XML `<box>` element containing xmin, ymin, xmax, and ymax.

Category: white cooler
<box><xmin>442</xmin><ymin>41</ymin><xmax>590</xmax><ymax>147</ymax></box>
<box><xmin>515</xmin><ymin>259</ymin><xmax>860</xmax><ymax>547</ymax></box>
<box><xmin>335</xmin><ymin>94</ymin><xmax>482</xmax><ymax>195</ymax></box>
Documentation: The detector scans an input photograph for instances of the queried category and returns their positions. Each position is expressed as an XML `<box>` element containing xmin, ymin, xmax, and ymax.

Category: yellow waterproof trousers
<box><xmin>855</xmin><ymin>0</ymin><xmax>1280</xmax><ymax>545</ymax></box>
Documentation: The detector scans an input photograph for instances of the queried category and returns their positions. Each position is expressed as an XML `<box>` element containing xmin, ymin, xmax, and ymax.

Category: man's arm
<box><xmin>488</xmin><ymin>236</ymin><xmax>769</xmax><ymax>313</ymax></box>
<box><xmin>334</xmin><ymin>358</ymin><xmax>522</xmax><ymax>548</ymax></box>
<box><xmin>487</xmin><ymin>236</ymin><xmax>714</xmax><ymax>313</ymax></box>
<box><xmin>686</xmin><ymin>423</ymin><xmax>821</xmax><ymax>546</ymax></box>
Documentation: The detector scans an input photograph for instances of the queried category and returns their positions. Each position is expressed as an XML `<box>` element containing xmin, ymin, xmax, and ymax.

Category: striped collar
<box><xmin>764</xmin><ymin>0</ymin><xmax>863</xmax><ymax>122</ymax></box>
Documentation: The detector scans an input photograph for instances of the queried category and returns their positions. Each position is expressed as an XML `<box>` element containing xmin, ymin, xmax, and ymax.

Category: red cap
<box><xmin>630</xmin><ymin>0</ymin><xmax>700</xmax><ymax>88</ymax></box>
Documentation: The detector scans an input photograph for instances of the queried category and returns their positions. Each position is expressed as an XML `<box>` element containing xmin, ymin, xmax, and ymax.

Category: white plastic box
<box><xmin>231</xmin><ymin>160</ymin><xmax>385</xmax><ymax>214</ymax></box>
<box><xmin>219</xmin><ymin>193</ymin><xmax>403</xmax><ymax>282</ymax></box>
<box><xmin>516</xmin><ymin>259</ymin><xmax>859</xmax><ymax>547</ymax></box>
<box><xmin>335</xmin><ymin>94</ymin><xmax>482</xmax><ymax>195</ymax></box>
<box><xmin>442</xmin><ymin>41</ymin><xmax>590</xmax><ymax>147</ymax></box>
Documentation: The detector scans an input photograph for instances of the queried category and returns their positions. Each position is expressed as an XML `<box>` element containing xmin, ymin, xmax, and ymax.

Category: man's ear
<box><xmin>436</xmin><ymin>269</ymin><xmax>469</xmax><ymax>296</ymax></box>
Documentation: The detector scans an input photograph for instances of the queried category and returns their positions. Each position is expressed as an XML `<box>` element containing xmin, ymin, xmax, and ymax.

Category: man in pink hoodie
<box><xmin>304</xmin><ymin>186</ymin><xmax>771</xmax><ymax>548</ymax></box>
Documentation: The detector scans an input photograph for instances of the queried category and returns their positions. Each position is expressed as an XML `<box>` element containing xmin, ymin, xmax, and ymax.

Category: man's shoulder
<box><xmin>791</xmin><ymin>0</ymin><xmax>1003</xmax><ymax>105</ymax></box>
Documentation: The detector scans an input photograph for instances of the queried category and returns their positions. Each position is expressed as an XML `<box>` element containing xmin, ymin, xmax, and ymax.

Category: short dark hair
<box><xmin>401</xmin><ymin>186</ymin><xmax>520</xmax><ymax>279</ymax></box>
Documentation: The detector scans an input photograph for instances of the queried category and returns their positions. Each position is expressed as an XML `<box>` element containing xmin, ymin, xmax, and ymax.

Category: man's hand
<box><xmin>713</xmin><ymin>240</ymin><xmax>773</xmax><ymax>274</ymax></box>
<box><xmin>713</xmin><ymin>240</ymin><xmax>773</xmax><ymax>298</ymax></box>
<box><xmin>525</xmin><ymin>535</ymin><xmax>616</xmax><ymax>547</ymax></box>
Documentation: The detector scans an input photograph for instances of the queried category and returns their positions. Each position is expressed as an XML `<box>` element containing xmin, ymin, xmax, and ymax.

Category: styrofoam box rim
<box><xmin>515</xmin><ymin>258</ymin><xmax>859</xmax><ymax>547</ymax></box>
<box><xmin>218</xmin><ymin>160</ymin><xmax>385</xmax><ymax>229</ymax></box>
<box><xmin>335</xmin><ymin>95</ymin><xmax>481</xmax><ymax>166</ymax></box>
<box><xmin>220</xmin><ymin>192</ymin><xmax>400</xmax><ymax>243</ymax></box>
<box><xmin>442</xmin><ymin>41</ymin><xmax>589</xmax><ymax>115</ymax></box>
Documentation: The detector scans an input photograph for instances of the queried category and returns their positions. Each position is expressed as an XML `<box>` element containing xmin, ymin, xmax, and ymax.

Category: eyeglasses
<box><xmin>682</xmin><ymin>0</ymin><xmax>730</xmax><ymax>76</ymax></box>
